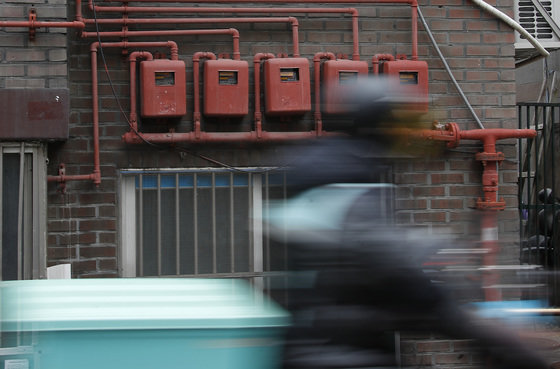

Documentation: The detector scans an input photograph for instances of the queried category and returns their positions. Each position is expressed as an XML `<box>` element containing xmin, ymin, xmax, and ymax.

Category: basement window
<box><xmin>119</xmin><ymin>168</ymin><xmax>289</xmax><ymax>285</ymax></box>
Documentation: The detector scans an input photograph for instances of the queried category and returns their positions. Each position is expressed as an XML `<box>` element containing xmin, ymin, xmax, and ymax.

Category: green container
<box><xmin>0</xmin><ymin>278</ymin><xmax>289</xmax><ymax>369</ymax></box>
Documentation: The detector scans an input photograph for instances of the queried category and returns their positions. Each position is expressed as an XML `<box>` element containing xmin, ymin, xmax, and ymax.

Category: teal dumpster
<box><xmin>0</xmin><ymin>278</ymin><xmax>289</xmax><ymax>369</ymax></box>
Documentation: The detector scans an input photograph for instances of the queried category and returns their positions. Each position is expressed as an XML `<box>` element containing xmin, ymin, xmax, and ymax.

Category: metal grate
<box><xmin>517</xmin><ymin>1</ymin><xmax>554</xmax><ymax>40</ymax></box>
<box><xmin>518</xmin><ymin>103</ymin><xmax>560</xmax><ymax>305</ymax></box>
<box><xmin>120</xmin><ymin>168</ymin><xmax>290</xmax><ymax>295</ymax></box>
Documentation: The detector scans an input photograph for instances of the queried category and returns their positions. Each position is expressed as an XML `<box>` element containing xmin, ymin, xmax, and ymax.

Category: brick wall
<box><xmin>0</xmin><ymin>0</ymin><xmax>68</xmax><ymax>88</ymax></box>
<box><xmin>1</xmin><ymin>0</ymin><xmax>519</xmax><ymax>282</ymax></box>
<box><xmin>53</xmin><ymin>0</ymin><xmax>518</xmax><ymax>275</ymax></box>
<box><xmin>0</xmin><ymin>0</ymin><xmax>524</xmax><ymax>365</ymax></box>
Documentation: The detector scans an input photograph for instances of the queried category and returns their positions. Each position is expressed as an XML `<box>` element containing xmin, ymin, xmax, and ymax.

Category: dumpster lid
<box><xmin>0</xmin><ymin>278</ymin><xmax>289</xmax><ymax>332</ymax></box>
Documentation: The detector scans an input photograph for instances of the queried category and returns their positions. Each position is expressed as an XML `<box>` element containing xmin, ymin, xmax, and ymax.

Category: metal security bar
<box><xmin>122</xmin><ymin>168</ymin><xmax>289</xmax><ymax>284</ymax></box>
<box><xmin>0</xmin><ymin>143</ymin><xmax>46</xmax><ymax>369</ymax></box>
<box><xmin>518</xmin><ymin>103</ymin><xmax>560</xmax><ymax>304</ymax></box>
<box><xmin>0</xmin><ymin>143</ymin><xmax>46</xmax><ymax>281</ymax></box>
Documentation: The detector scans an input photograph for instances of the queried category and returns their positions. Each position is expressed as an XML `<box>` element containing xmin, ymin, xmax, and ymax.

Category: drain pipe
<box><xmin>470</xmin><ymin>0</ymin><xmax>549</xmax><ymax>58</ymax></box>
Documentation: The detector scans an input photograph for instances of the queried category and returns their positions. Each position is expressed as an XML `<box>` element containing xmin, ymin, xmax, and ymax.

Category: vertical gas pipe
<box><xmin>253</xmin><ymin>53</ymin><xmax>275</xmax><ymax>138</ymax></box>
<box><xmin>89</xmin><ymin>41</ymin><xmax>179</xmax><ymax>186</ymax></box>
<box><xmin>398</xmin><ymin>123</ymin><xmax>537</xmax><ymax>300</ymax></box>
<box><xmin>129</xmin><ymin>51</ymin><xmax>154</xmax><ymax>133</ymax></box>
<box><xmin>193</xmin><ymin>52</ymin><xmax>217</xmax><ymax>139</ymax></box>
<box><xmin>417</xmin><ymin>123</ymin><xmax>537</xmax><ymax>301</ymax></box>
<box><xmin>313</xmin><ymin>52</ymin><xmax>336</xmax><ymax>135</ymax></box>
<box><xmin>457</xmin><ymin>126</ymin><xmax>537</xmax><ymax>301</ymax></box>
<box><xmin>410</xmin><ymin>0</ymin><xmax>418</xmax><ymax>60</ymax></box>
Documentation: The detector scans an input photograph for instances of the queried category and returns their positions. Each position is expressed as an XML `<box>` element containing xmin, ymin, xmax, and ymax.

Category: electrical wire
<box><xmin>417</xmin><ymin>5</ymin><xmax>485</xmax><ymax>130</ymax></box>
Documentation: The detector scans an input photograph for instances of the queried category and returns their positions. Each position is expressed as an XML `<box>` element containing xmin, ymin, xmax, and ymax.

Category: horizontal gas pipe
<box><xmin>82</xmin><ymin>28</ymin><xmax>241</xmax><ymax>60</ymax></box>
<box><xmin>122</xmin><ymin>130</ymin><xmax>341</xmax><ymax>144</ymax></box>
<box><xmin>87</xmin><ymin>4</ymin><xmax>360</xmax><ymax>60</ymax></box>
<box><xmin>82</xmin><ymin>17</ymin><xmax>300</xmax><ymax>57</ymax></box>
<box><xmin>0</xmin><ymin>20</ymin><xmax>85</xmax><ymax>28</ymax></box>
<box><xmin>48</xmin><ymin>41</ymin><xmax>179</xmax><ymax>187</ymax></box>
<box><xmin>1</xmin><ymin>14</ymin><xmax>85</xmax><ymax>40</ymax></box>
<box><xmin>313</xmin><ymin>52</ymin><xmax>336</xmax><ymax>135</ymax></box>
<box><xmin>192</xmin><ymin>52</ymin><xmax>217</xmax><ymax>139</ymax></box>
<box><xmin>93</xmin><ymin>0</ymin><xmax>418</xmax><ymax>59</ymax></box>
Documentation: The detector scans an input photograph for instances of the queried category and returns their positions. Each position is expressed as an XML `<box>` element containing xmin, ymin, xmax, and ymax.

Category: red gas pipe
<box><xmin>193</xmin><ymin>52</ymin><xmax>218</xmax><ymax>139</ymax></box>
<box><xmin>253</xmin><ymin>53</ymin><xmax>276</xmax><ymax>138</ymax></box>
<box><xmin>411</xmin><ymin>122</ymin><xmax>537</xmax><ymax>300</ymax></box>
<box><xmin>371</xmin><ymin>54</ymin><xmax>395</xmax><ymax>74</ymax></box>
<box><xmin>122</xmin><ymin>130</ymin><xmax>341</xmax><ymax>144</ymax></box>
<box><xmin>410</xmin><ymin>123</ymin><xmax>537</xmax><ymax>209</ymax></box>
<box><xmin>128</xmin><ymin>51</ymin><xmax>155</xmax><ymax>133</ymax></box>
<box><xmin>87</xmin><ymin>4</ymin><xmax>360</xmax><ymax>60</ymax></box>
<box><xmin>313</xmin><ymin>52</ymin><xmax>337</xmax><ymax>135</ymax></box>
<box><xmin>47</xmin><ymin>41</ymin><xmax>179</xmax><ymax>188</ymax></box>
<box><xmin>81</xmin><ymin>17</ymin><xmax>300</xmax><ymax>57</ymax></box>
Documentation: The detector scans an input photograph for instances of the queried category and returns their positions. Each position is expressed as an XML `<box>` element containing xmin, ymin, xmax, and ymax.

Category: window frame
<box><xmin>118</xmin><ymin>168</ymin><xmax>287</xmax><ymax>279</ymax></box>
<box><xmin>0</xmin><ymin>143</ymin><xmax>47</xmax><ymax>281</ymax></box>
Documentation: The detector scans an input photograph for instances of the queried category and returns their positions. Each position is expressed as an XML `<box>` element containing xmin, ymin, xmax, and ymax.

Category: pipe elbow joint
<box><xmin>254</xmin><ymin>53</ymin><xmax>275</xmax><ymax>62</ymax></box>
<box><xmin>313</xmin><ymin>51</ymin><xmax>336</xmax><ymax>62</ymax></box>
<box><xmin>229</xmin><ymin>28</ymin><xmax>239</xmax><ymax>37</ymax></box>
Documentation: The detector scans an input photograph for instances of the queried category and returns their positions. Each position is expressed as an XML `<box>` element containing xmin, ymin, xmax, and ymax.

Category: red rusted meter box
<box><xmin>204</xmin><ymin>59</ymin><xmax>249</xmax><ymax>117</ymax></box>
<box><xmin>322</xmin><ymin>60</ymin><xmax>369</xmax><ymax>114</ymax></box>
<box><xmin>140</xmin><ymin>59</ymin><xmax>187</xmax><ymax>118</ymax></box>
<box><xmin>380</xmin><ymin>59</ymin><xmax>429</xmax><ymax>110</ymax></box>
<box><xmin>264</xmin><ymin>58</ymin><xmax>311</xmax><ymax>115</ymax></box>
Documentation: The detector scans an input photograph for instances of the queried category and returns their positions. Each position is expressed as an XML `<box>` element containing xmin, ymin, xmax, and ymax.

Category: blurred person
<box><xmin>266</xmin><ymin>77</ymin><xmax>548</xmax><ymax>369</ymax></box>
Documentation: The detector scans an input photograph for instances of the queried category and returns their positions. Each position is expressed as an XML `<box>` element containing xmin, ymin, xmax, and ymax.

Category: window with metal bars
<box><xmin>0</xmin><ymin>143</ymin><xmax>47</xmax><ymax>281</ymax></box>
<box><xmin>0</xmin><ymin>143</ymin><xmax>47</xmax><ymax>369</ymax></box>
<box><xmin>119</xmin><ymin>168</ymin><xmax>289</xmax><ymax>282</ymax></box>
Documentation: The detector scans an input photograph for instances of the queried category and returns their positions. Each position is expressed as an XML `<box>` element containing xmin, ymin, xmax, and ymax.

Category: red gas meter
<box><xmin>322</xmin><ymin>59</ymin><xmax>369</xmax><ymax>114</ymax></box>
<box><xmin>140</xmin><ymin>59</ymin><xmax>187</xmax><ymax>118</ymax></box>
<box><xmin>379</xmin><ymin>57</ymin><xmax>428</xmax><ymax>111</ymax></box>
<box><xmin>204</xmin><ymin>59</ymin><xmax>249</xmax><ymax>117</ymax></box>
<box><xmin>264</xmin><ymin>57</ymin><xmax>311</xmax><ymax>115</ymax></box>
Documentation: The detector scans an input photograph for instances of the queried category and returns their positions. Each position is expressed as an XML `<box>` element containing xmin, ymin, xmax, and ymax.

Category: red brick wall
<box><xmin>0</xmin><ymin>0</ymin><xmax>520</xmax><ymax>276</ymax></box>
<box><xmin>0</xmin><ymin>0</ymin><xmax>523</xmax><ymax>365</ymax></box>
<box><xmin>0</xmin><ymin>0</ymin><xmax>68</xmax><ymax>88</ymax></box>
